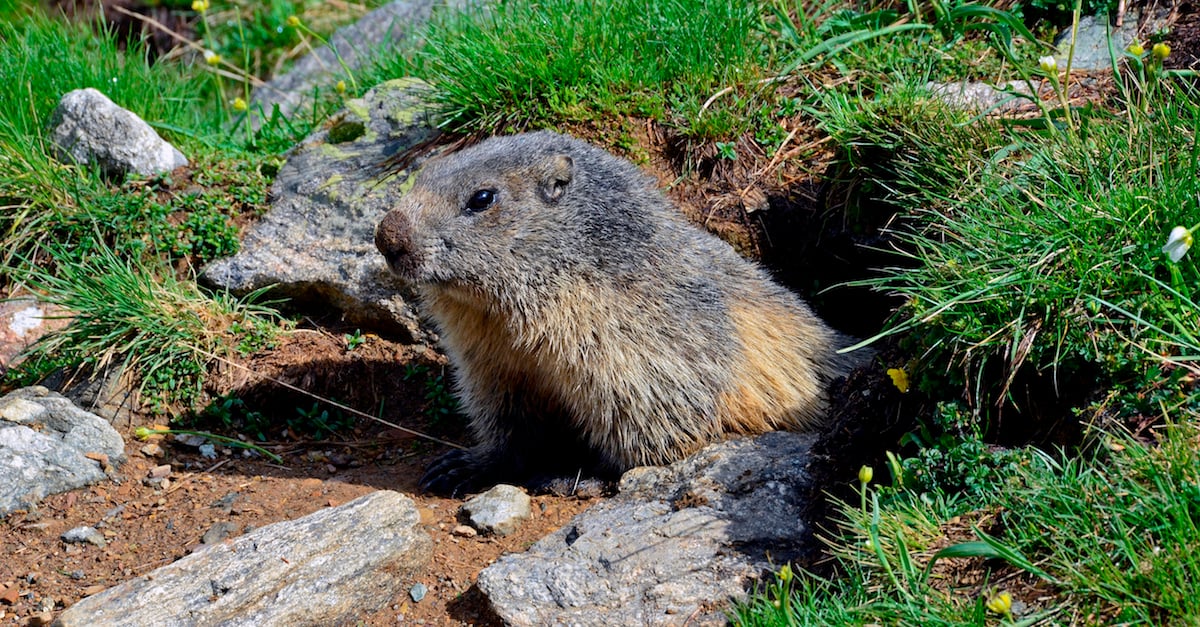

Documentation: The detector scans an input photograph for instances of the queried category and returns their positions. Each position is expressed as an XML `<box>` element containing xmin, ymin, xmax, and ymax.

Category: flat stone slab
<box><xmin>54</xmin><ymin>490</ymin><xmax>432</xmax><ymax>627</ymax></box>
<box><xmin>0</xmin><ymin>386</ymin><xmax>125</xmax><ymax>517</ymax></box>
<box><xmin>477</xmin><ymin>431</ymin><xmax>819</xmax><ymax>626</ymax></box>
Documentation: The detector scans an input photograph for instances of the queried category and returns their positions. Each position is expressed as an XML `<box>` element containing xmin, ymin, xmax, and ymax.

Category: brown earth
<box><xmin>0</xmin><ymin>327</ymin><xmax>603</xmax><ymax>626</ymax></box>
<box><xmin>6</xmin><ymin>2</ymin><xmax>1199</xmax><ymax>625</ymax></box>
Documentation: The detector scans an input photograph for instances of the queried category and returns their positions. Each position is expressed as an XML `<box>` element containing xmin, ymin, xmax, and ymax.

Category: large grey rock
<box><xmin>48</xmin><ymin>88</ymin><xmax>187</xmax><ymax>178</ymax></box>
<box><xmin>202</xmin><ymin>78</ymin><xmax>443</xmax><ymax>342</ymax></box>
<box><xmin>54</xmin><ymin>490</ymin><xmax>432</xmax><ymax>627</ymax></box>
<box><xmin>461</xmin><ymin>484</ymin><xmax>532</xmax><ymax>536</ymax></box>
<box><xmin>0</xmin><ymin>386</ymin><xmax>125</xmax><ymax>517</ymax></box>
<box><xmin>250</xmin><ymin>0</ymin><xmax>469</xmax><ymax>127</ymax></box>
<box><xmin>477</xmin><ymin>431</ymin><xmax>819</xmax><ymax>626</ymax></box>
<box><xmin>1053</xmin><ymin>8</ymin><xmax>1172</xmax><ymax>70</ymax></box>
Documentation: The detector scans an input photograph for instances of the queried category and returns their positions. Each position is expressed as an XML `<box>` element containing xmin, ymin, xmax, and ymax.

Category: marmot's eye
<box><xmin>465</xmin><ymin>189</ymin><xmax>497</xmax><ymax>213</ymax></box>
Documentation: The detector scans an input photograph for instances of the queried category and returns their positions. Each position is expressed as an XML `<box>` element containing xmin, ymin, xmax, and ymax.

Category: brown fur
<box><xmin>375</xmin><ymin>131</ymin><xmax>866</xmax><ymax>495</ymax></box>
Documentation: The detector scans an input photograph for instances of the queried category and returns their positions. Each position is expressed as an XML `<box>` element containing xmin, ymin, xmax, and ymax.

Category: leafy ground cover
<box><xmin>1</xmin><ymin>0</ymin><xmax>1199</xmax><ymax>624</ymax></box>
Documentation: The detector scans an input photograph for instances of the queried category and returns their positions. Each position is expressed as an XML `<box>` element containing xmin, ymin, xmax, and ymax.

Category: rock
<box><xmin>0</xmin><ymin>582</ymin><xmax>19</xmax><ymax>605</ymax></box>
<box><xmin>408</xmin><ymin>582</ymin><xmax>427</xmax><ymax>603</ymax></box>
<box><xmin>451</xmin><ymin>524</ymin><xmax>477</xmax><ymax>538</ymax></box>
<box><xmin>0</xmin><ymin>295</ymin><xmax>70</xmax><ymax>377</ymax></box>
<box><xmin>53</xmin><ymin>490</ymin><xmax>432</xmax><ymax>627</ymax></box>
<box><xmin>200</xmin><ymin>521</ymin><xmax>240</xmax><ymax>545</ymax></box>
<box><xmin>1053</xmin><ymin>8</ymin><xmax>1171</xmax><ymax>70</ymax></box>
<box><xmin>40</xmin><ymin>360</ymin><xmax>143</xmax><ymax>429</ymax></box>
<box><xmin>461</xmin><ymin>484</ymin><xmax>532</xmax><ymax>537</ymax></box>
<box><xmin>0</xmin><ymin>387</ymin><xmax>125</xmax><ymax>518</ymax></box>
<box><xmin>249</xmin><ymin>0</ymin><xmax>470</xmax><ymax>127</ymax></box>
<box><xmin>202</xmin><ymin>78</ymin><xmax>443</xmax><ymax>342</ymax></box>
<box><xmin>924</xmin><ymin>80</ymin><xmax>1035</xmax><ymax>113</ymax></box>
<box><xmin>477</xmin><ymin>431</ymin><xmax>819</xmax><ymax>626</ymax></box>
<box><xmin>61</xmin><ymin>526</ymin><xmax>106</xmax><ymax>547</ymax></box>
<box><xmin>48</xmin><ymin>88</ymin><xmax>187</xmax><ymax>179</ymax></box>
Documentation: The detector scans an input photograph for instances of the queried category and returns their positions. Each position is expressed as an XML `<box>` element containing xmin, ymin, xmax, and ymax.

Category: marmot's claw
<box><xmin>420</xmin><ymin>449</ymin><xmax>480</xmax><ymax>497</ymax></box>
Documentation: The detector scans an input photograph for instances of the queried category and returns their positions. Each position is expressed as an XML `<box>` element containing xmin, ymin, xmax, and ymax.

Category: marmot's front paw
<box><xmin>419</xmin><ymin>449</ymin><xmax>486</xmax><ymax>497</ymax></box>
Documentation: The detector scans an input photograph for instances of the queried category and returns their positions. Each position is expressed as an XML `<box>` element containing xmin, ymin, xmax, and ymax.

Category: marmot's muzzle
<box><xmin>375</xmin><ymin>209</ymin><xmax>421</xmax><ymax>278</ymax></box>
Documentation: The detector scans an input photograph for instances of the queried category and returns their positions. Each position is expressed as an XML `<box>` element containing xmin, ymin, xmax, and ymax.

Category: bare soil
<box><xmin>7</xmin><ymin>2</ymin><xmax>1199</xmax><ymax>625</ymax></box>
<box><xmin>0</xmin><ymin>328</ymin><xmax>601</xmax><ymax>626</ymax></box>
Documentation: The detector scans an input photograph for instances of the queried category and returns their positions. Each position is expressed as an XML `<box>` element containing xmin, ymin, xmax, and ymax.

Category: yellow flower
<box><xmin>191</xmin><ymin>0</ymin><xmax>208</xmax><ymax>12</ymax></box>
<box><xmin>986</xmin><ymin>590</ymin><xmax>1013</xmax><ymax>616</ymax></box>
<box><xmin>886</xmin><ymin>367</ymin><xmax>910</xmax><ymax>393</ymax></box>
<box><xmin>204</xmin><ymin>50</ymin><xmax>221</xmax><ymax>66</ymax></box>
<box><xmin>286</xmin><ymin>15</ymin><xmax>301</xmax><ymax>28</ymax></box>
<box><xmin>858</xmin><ymin>465</ymin><xmax>873</xmax><ymax>484</ymax></box>
<box><xmin>1038</xmin><ymin>55</ymin><xmax>1057</xmax><ymax>74</ymax></box>
<box><xmin>777</xmin><ymin>564</ymin><xmax>793</xmax><ymax>584</ymax></box>
<box><xmin>1128</xmin><ymin>42</ymin><xmax>1145</xmax><ymax>56</ymax></box>
<box><xmin>1163</xmin><ymin>226</ymin><xmax>1194</xmax><ymax>262</ymax></box>
<box><xmin>232</xmin><ymin>97</ymin><xmax>248</xmax><ymax>112</ymax></box>
<box><xmin>335</xmin><ymin>80</ymin><xmax>347</xmax><ymax>94</ymax></box>
<box><xmin>1153</xmin><ymin>42</ymin><xmax>1171</xmax><ymax>60</ymax></box>
<box><xmin>134</xmin><ymin>426</ymin><xmax>153</xmax><ymax>440</ymax></box>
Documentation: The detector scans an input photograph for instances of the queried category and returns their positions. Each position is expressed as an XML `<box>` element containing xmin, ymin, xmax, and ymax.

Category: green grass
<box><xmin>0</xmin><ymin>11</ymin><xmax>210</xmax><ymax>145</ymax></box>
<box><xmin>735</xmin><ymin>416</ymin><xmax>1200</xmax><ymax>625</ymax></box>
<box><xmin>195</xmin><ymin>0</ymin><xmax>389</xmax><ymax>87</ymax></box>
<box><xmin>3</xmin><ymin>1</ymin><xmax>1200</xmax><ymax>619</ymax></box>
<box><xmin>830</xmin><ymin>79</ymin><xmax>1200</xmax><ymax>418</ymax></box>
<box><xmin>0</xmin><ymin>7</ymin><xmax>286</xmax><ymax>412</ymax></box>
<box><xmin>12</xmin><ymin>244</ymin><xmax>280</xmax><ymax>411</ymax></box>
<box><xmin>368</xmin><ymin>0</ymin><xmax>764</xmax><ymax>133</ymax></box>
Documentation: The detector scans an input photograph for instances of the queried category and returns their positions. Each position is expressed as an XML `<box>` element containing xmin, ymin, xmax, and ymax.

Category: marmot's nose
<box><xmin>375</xmin><ymin>209</ymin><xmax>418</xmax><ymax>275</ymax></box>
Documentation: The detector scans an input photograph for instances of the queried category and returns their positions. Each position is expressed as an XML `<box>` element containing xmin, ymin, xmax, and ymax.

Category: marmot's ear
<box><xmin>538</xmin><ymin>154</ymin><xmax>573</xmax><ymax>203</ymax></box>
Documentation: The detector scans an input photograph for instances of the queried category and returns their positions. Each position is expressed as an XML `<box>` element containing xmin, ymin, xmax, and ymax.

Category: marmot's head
<box><xmin>375</xmin><ymin>132</ymin><xmax>655</xmax><ymax>297</ymax></box>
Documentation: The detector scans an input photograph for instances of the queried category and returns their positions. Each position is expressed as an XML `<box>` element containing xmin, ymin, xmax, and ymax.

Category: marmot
<box><xmin>375</xmin><ymin>131</ymin><xmax>865</xmax><ymax>495</ymax></box>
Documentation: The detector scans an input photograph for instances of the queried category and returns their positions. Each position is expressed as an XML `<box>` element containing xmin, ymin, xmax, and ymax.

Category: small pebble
<box><xmin>198</xmin><ymin>443</ymin><xmax>217</xmax><ymax>459</ymax></box>
<box><xmin>61</xmin><ymin>526</ymin><xmax>106</xmax><ymax>547</ymax></box>
<box><xmin>140</xmin><ymin>443</ymin><xmax>164</xmax><ymax>458</ymax></box>
<box><xmin>26</xmin><ymin>610</ymin><xmax>53</xmax><ymax>626</ymax></box>
<box><xmin>148</xmin><ymin>464</ymin><xmax>172</xmax><ymax>479</ymax></box>
<box><xmin>451</xmin><ymin>525</ymin><xmax>478</xmax><ymax>538</ymax></box>
<box><xmin>142</xmin><ymin>477</ymin><xmax>170</xmax><ymax>491</ymax></box>
<box><xmin>200</xmin><ymin>521</ymin><xmax>240</xmax><ymax>545</ymax></box>
<box><xmin>409</xmin><ymin>582</ymin><xmax>427</xmax><ymax>603</ymax></box>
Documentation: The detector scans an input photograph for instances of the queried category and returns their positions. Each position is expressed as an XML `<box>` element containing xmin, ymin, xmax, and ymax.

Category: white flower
<box><xmin>1039</xmin><ymin>56</ymin><xmax>1057</xmax><ymax>74</ymax></box>
<box><xmin>1163</xmin><ymin>226</ymin><xmax>1194</xmax><ymax>262</ymax></box>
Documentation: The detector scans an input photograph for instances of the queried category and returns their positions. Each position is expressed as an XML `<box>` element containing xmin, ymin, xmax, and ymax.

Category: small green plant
<box><xmin>293</xmin><ymin>402</ymin><xmax>354</xmax><ymax>439</ymax></box>
<box><xmin>344</xmin><ymin>329</ymin><xmax>366</xmax><ymax>351</ymax></box>
<box><xmin>715</xmin><ymin>141</ymin><xmax>738</xmax><ymax>160</ymax></box>
<box><xmin>403</xmin><ymin>364</ymin><xmax>460</xmax><ymax>423</ymax></box>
